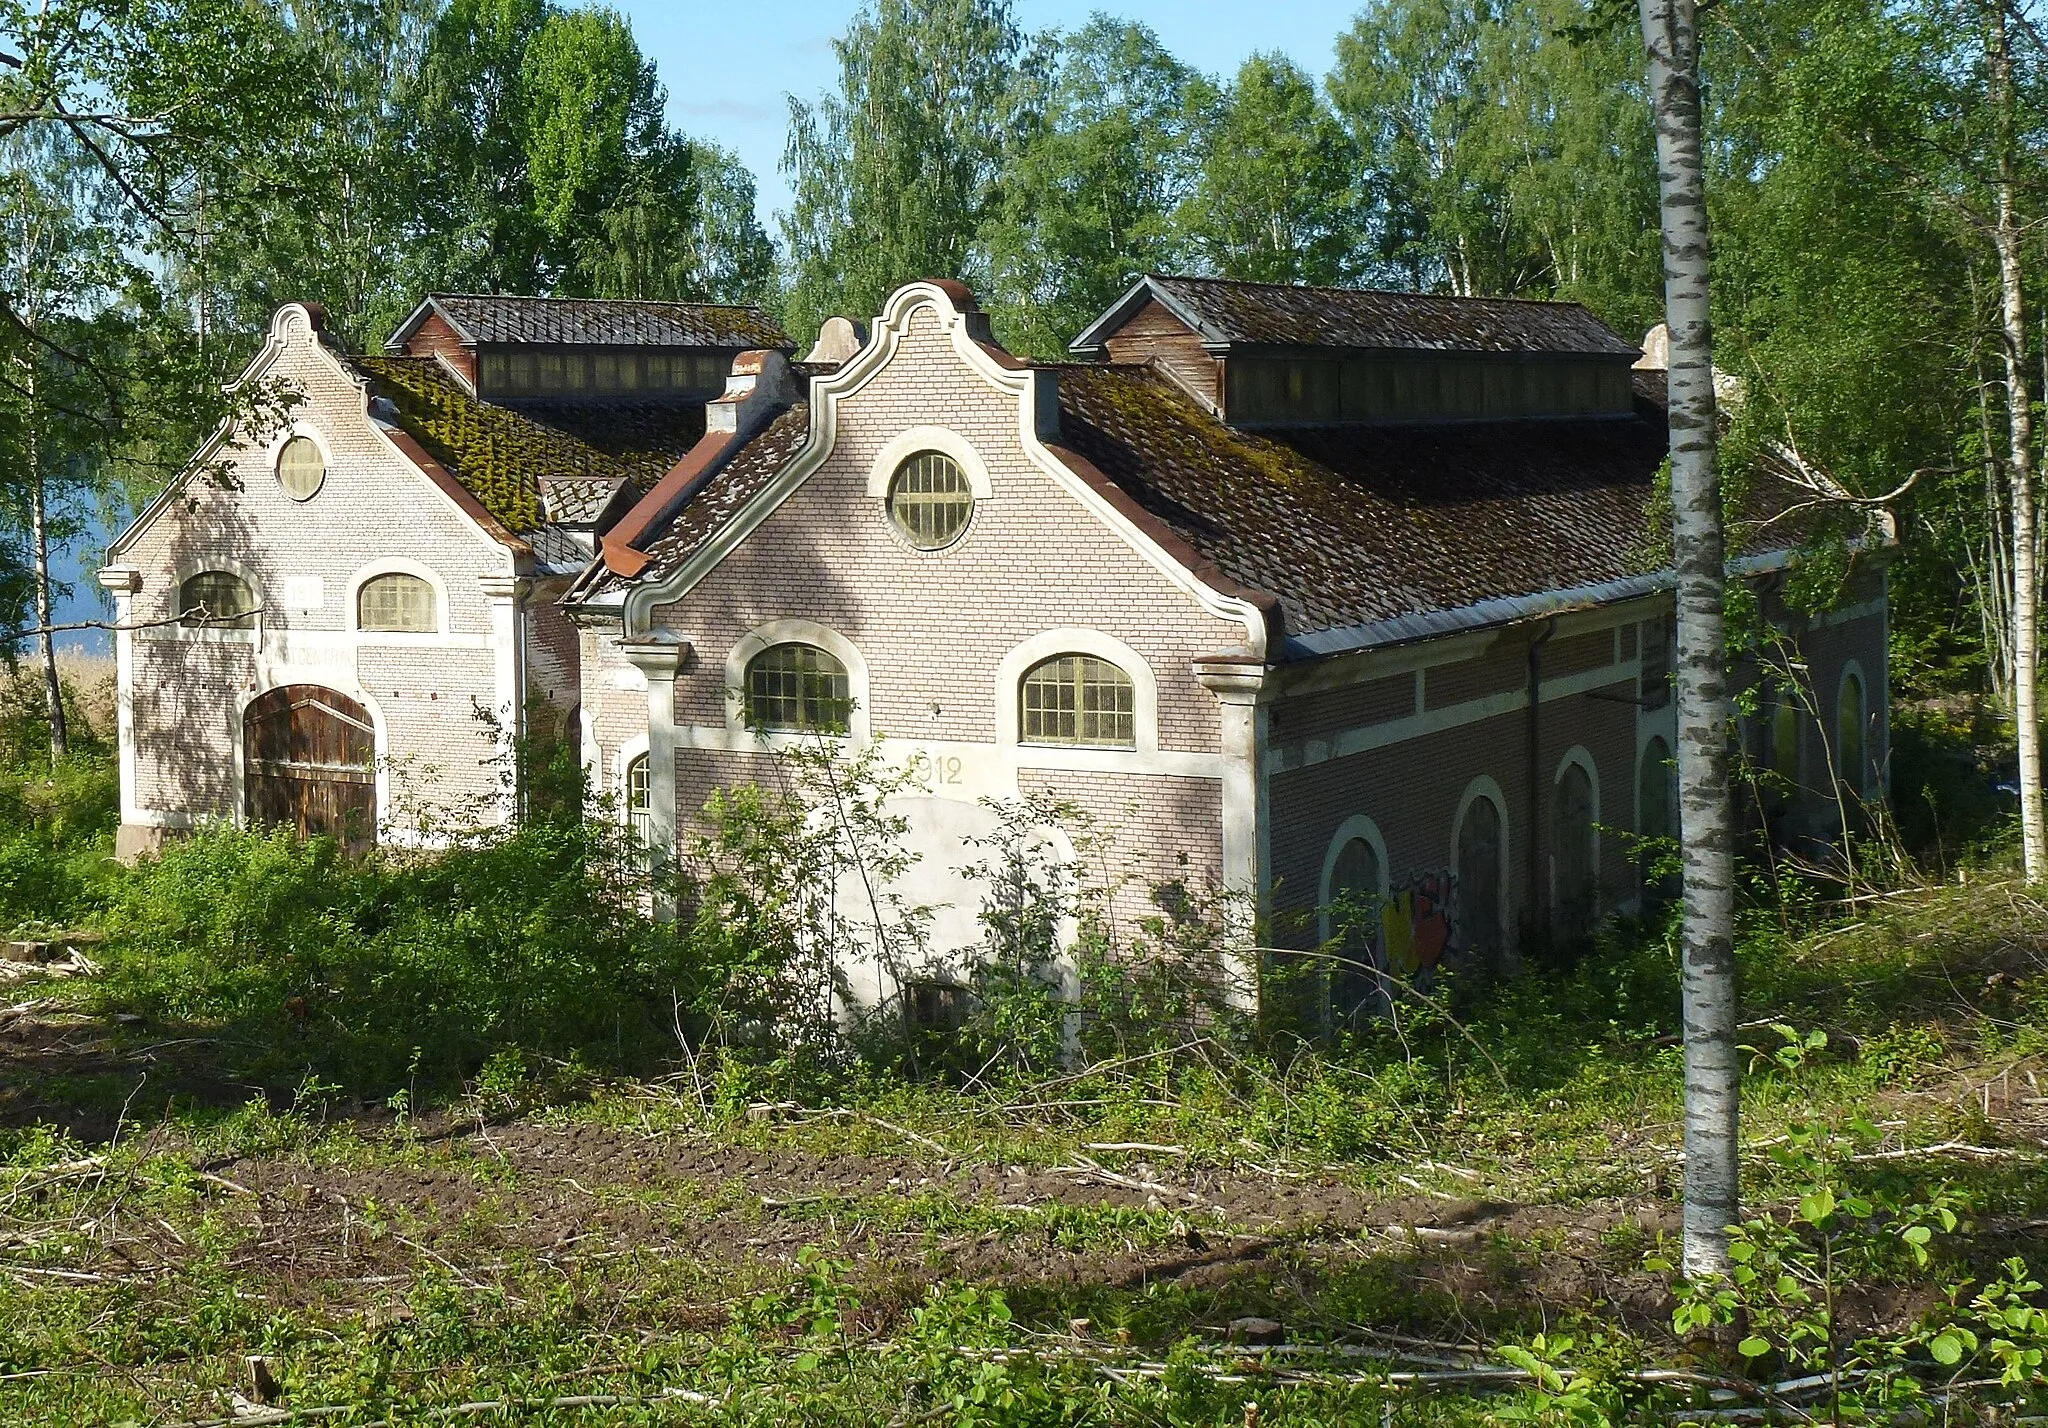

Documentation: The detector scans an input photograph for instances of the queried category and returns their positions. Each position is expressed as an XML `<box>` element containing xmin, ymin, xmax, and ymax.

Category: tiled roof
<box><xmin>539</xmin><ymin>475</ymin><xmax>622</xmax><ymax>525</ymax></box>
<box><xmin>1097</xmin><ymin>275</ymin><xmax>1640</xmax><ymax>358</ymax></box>
<box><xmin>569</xmin><ymin>356</ymin><xmax>1817</xmax><ymax>652</ymax></box>
<box><xmin>350</xmin><ymin>355</ymin><xmax>704</xmax><ymax>535</ymax></box>
<box><xmin>1050</xmin><ymin>363</ymin><xmax>1670</xmax><ymax>635</ymax></box>
<box><xmin>574</xmin><ymin>402</ymin><xmax>812</xmax><ymax>600</ymax></box>
<box><xmin>406</xmin><ymin>294</ymin><xmax>789</xmax><ymax>350</ymax></box>
<box><xmin>529</xmin><ymin>522</ymin><xmax>594</xmax><ymax>575</ymax></box>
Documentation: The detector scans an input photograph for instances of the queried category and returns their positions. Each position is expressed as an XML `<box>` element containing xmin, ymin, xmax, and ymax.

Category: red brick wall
<box><xmin>401</xmin><ymin>312</ymin><xmax>477</xmax><ymax>388</ymax></box>
<box><xmin>1102</xmin><ymin>300</ymin><xmax>1222</xmax><ymax>410</ymax></box>
<box><xmin>1267</xmin><ymin>620</ymin><xmax>1643</xmax><ymax>959</ymax></box>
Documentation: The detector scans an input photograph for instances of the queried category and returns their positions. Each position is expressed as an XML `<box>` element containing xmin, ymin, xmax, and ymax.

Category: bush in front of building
<box><xmin>87</xmin><ymin>814</ymin><xmax>690</xmax><ymax>1096</ymax></box>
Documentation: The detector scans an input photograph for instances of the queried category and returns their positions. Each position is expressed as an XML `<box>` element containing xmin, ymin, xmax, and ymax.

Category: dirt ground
<box><xmin>4</xmin><ymin>975</ymin><xmax>2041</xmax><ymax>1364</ymax></box>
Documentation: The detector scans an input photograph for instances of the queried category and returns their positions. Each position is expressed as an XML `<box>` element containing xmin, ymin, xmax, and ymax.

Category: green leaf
<box><xmin>1799</xmin><ymin>1188</ymin><xmax>1836</xmax><ymax>1224</ymax></box>
<box><xmin>1738</xmin><ymin>1336</ymin><xmax>1771</xmax><ymax>1358</ymax></box>
<box><xmin>1929</xmin><ymin>1333</ymin><xmax>1963</xmax><ymax>1365</ymax></box>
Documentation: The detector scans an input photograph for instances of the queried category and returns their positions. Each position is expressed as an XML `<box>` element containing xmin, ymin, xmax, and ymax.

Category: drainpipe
<box><xmin>1526</xmin><ymin>618</ymin><xmax>1556</xmax><ymax>947</ymax></box>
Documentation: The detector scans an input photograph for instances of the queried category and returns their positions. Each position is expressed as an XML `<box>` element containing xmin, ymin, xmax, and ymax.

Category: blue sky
<box><xmin>615</xmin><ymin>0</ymin><xmax>1368</xmax><ymax>224</ymax></box>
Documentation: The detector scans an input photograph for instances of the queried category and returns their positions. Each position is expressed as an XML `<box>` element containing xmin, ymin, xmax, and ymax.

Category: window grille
<box><xmin>357</xmin><ymin>573</ymin><xmax>436</xmax><ymax>633</ymax></box>
<box><xmin>744</xmin><ymin>643</ymin><xmax>851</xmax><ymax>733</ymax></box>
<box><xmin>1327</xmin><ymin>835</ymin><xmax>1383</xmax><ymax>1022</ymax></box>
<box><xmin>177</xmin><ymin>571</ymin><xmax>257</xmax><ymax>629</ymax></box>
<box><xmin>887</xmin><ymin>451</ymin><xmax>974</xmax><ymax>549</ymax></box>
<box><xmin>1020</xmin><ymin>654</ymin><xmax>1135</xmax><ymax>748</ymax></box>
<box><xmin>1456</xmin><ymin>794</ymin><xmax>1505</xmax><ymax>964</ymax></box>
<box><xmin>1550</xmin><ymin>762</ymin><xmax>1597</xmax><ymax>945</ymax></box>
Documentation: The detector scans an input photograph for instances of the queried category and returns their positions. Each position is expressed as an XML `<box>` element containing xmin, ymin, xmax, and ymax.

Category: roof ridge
<box><xmin>426</xmin><ymin>291</ymin><xmax>767</xmax><ymax>311</ymax></box>
<box><xmin>1147</xmin><ymin>273</ymin><xmax>1602</xmax><ymax>313</ymax></box>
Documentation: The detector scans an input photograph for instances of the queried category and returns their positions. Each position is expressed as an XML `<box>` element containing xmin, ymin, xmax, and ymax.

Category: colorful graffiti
<box><xmin>1381</xmin><ymin>870</ymin><xmax>1454</xmax><ymax>976</ymax></box>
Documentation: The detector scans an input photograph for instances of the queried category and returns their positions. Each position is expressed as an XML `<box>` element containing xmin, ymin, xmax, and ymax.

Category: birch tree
<box><xmin>1986</xmin><ymin>2</ymin><xmax>2044</xmax><ymax>879</ymax></box>
<box><xmin>1638</xmin><ymin>0</ymin><xmax>1740</xmax><ymax>1279</ymax></box>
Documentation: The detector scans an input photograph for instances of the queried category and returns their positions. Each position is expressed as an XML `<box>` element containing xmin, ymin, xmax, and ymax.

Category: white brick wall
<box><xmin>113</xmin><ymin>306</ymin><xmax>517</xmax><ymax>838</ymax></box>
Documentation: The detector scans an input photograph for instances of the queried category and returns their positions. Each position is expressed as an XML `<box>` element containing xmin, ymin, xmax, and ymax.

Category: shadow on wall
<box><xmin>126</xmin><ymin>480</ymin><xmax>270</xmax><ymax>832</ymax></box>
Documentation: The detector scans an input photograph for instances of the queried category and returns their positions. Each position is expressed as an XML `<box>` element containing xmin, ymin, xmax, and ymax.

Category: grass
<box><xmin>2</xmin><ymin>866</ymin><xmax>2046</xmax><ymax>1424</ymax></box>
<box><xmin>1</xmin><ymin>708</ymin><xmax>2044</xmax><ymax>1423</ymax></box>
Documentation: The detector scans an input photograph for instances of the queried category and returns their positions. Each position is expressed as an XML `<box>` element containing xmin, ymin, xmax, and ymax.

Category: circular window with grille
<box><xmin>277</xmin><ymin>435</ymin><xmax>326</xmax><ymax>501</ymax></box>
<box><xmin>886</xmin><ymin>451</ymin><xmax>973</xmax><ymax>549</ymax></box>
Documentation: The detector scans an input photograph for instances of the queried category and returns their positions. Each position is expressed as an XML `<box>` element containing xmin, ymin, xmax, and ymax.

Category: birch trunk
<box><xmin>19</xmin><ymin>301</ymin><xmax>68</xmax><ymax>765</ymax></box>
<box><xmin>1991</xmin><ymin>11</ymin><xmax>2043</xmax><ymax>881</ymax></box>
<box><xmin>29</xmin><ymin>458</ymin><xmax>69</xmax><ymax>765</ymax></box>
<box><xmin>1638</xmin><ymin>0</ymin><xmax>1739</xmax><ymax>1279</ymax></box>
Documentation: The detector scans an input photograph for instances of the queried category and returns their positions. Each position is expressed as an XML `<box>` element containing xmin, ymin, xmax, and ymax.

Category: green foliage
<box><xmin>780</xmin><ymin>0</ymin><xmax>1039</xmax><ymax>343</ymax></box>
<box><xmin>1657</xmin><ymin>1123</ymin><xmax>2047</xmax><ymax>1419</ymax></box>
<box><xmin>1329</xmin><ymin>0</ymin><xmax>1660</xmax><ymax>327</ymax></box>
<box><xmin>1178</xmin><ymin>54</ymin><xmax>1361</xmax><ymax>286</ymax></box>
<box><xmin>979</xmin><ymin>18</ymin><xmax>1209</xmax><ymax>358</ymax></box>
<box><xmin>90</xmin><ymin>816</ymin><xmax>687</xmax><ymax>1094</ymax></box>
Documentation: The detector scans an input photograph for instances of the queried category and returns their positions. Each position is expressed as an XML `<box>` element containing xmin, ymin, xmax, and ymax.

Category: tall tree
<box><xmin>1638</xmin><ymin>0</ymin><xmax>1740</xmax><ymax>1278</ymax></box>
<box><xmin>398</xmin><ymin>0</ymin><xmax>552</xmax><ymax>296</ymax></box>
<box><xmin>1984</xmin><ymin>0</ymin><xmax>2044</xmax><ymax>878</ymax></box>
<box><xmin>979</xmin><ymin>18</ymin><xmax>1207</xmax><ymax>358</ymax></box>
<box><xmin>1178</xmin><ymin>53</ymin><xmax>1361</xmax><ymax>286</ymax></box>
<box><xmin>781</xmin><ymin>0</ymin><xmax>1038</xmax><ymax>342</ymax></box>
<box><xmin>1329</xmin><ymin>0</ymin><xmax>1498</xmax><ymax>291</ymax></box>
<box><xmin>0</xmin><ymin>0</ymin><xmax>302</xmax><ymax>748</ymax></box>
<box><xmin>1329</xmin><ymin>0</ymin><xmax>1661</xmax><ymax>326</ymax></box>
<box><xmin>189</xmin><ymin>0</ymin><xmax>437</xmax><ymax>349</ymax></box>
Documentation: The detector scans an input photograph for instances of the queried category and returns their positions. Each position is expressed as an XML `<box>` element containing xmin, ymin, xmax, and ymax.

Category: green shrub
<box><xmin>92</xmin><ymin>818</ymin><xmax>692</xmax><ymax>1097</ymax></box>
<box><xmin>0</xmin><ymin>753</ymin><xmax>118</xmax><ymax>928</ymax></box>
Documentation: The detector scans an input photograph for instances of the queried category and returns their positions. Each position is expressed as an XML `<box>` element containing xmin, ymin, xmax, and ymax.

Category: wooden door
<box><xmin>243</xmin><ymin>685</ymin><xmax>377</xmax><ymax>852</ymax></box>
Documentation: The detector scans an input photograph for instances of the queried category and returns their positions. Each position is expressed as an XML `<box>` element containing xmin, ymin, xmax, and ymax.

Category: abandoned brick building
<box><xmin>103</xmin><ymin>275</ymin><xmax>1887</xmax><ymax>1018</ymax></box>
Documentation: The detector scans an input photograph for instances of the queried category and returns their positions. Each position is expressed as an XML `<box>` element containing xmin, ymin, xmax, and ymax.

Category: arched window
<box><xmin>1327</xmin><ymin>835</ymin><xmax>1383</xmax><ymax>1023</ymax></box>
<box><xmin>886</xmin><ymin>450</ymin><xmax>974</xmax><ymax>549</ymax></box>
<box><xmin>625</xmin><ymin>753</ymin><xmax>651</xmax><ymax>845</ymax></box>
<box><xmin>1837</xmin><ymin>669</ymin><xmax>1866</xmax><ymax>796</ymax></box>
<box><xmin>1020</xmin><ymin>654</ymin><xmax>1135</xmax><ymax>748</ymax></box>
<box><xmin>276</xmin><ymin>435</ymin><xmax>326</xmax><ymax>500</ymax></box>
<box><xmin>1638</xmin><ymin>737</ymin><xmax>1675</xmax><ymax>843</ymax></box>
<box><xmin>357</xmin><ymin>573</ymin><xmax>436</xmax><ymax>633</ymax></box>
<box><xmin>1551</xmin><ymin>760</ymin><xmax>1596</xmax><ymax>945</ymax></box>
<box><xmin>1455</xmin><ymin>791</ymin><xmax>1506</xmax><ymax>966</ymax></box>
<box><xmin>1770</xmin><ymin>693</ymin><xmax>1801</xmax><ymax>782</ymax></box>
<box><xmin>177</xmin><ymin>571</ymin><xmax>257</xmax><ymax>628</ymax></box>
<box><xmin>745</xmin><ymin>643</ymin><xmax>851</xmax><ymax>733</ymax></box>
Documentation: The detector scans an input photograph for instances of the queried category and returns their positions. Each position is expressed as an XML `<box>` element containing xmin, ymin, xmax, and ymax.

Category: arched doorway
<box><xmin>243</xmin><ymin>685</ymin><xmax>377</xmax><ymax>851</ymax></box>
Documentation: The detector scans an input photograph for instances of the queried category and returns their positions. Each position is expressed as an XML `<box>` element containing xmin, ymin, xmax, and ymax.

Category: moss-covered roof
<box><xmin>350</xmin><ymin>355</ymin><xmax>705</xmax><ymax>534</ymax></box>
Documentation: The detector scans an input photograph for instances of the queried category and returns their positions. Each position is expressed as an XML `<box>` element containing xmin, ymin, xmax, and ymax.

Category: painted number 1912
<box><xmin>908</xmin><ymin>751</ymin><xmax>964</xmax><ymax>788</ymax></box>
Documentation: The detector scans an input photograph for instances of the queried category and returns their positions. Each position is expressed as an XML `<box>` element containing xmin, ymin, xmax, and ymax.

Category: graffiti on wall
<box><xmin>1380</xmin><ymin>870</ymin><xmax>1454</xmax><ymax>976</ymax></box>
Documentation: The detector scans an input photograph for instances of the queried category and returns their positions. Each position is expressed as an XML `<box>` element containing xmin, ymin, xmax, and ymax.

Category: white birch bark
<box><xmin>1638</xmin><ymin>0</ymin><xmax>1739</xmax><ymax>1279</ymax></box>
<box><xmin>1990</xmin><ymin>11</ymin><xmax>2044</xmax><ymax>881</ymax></box>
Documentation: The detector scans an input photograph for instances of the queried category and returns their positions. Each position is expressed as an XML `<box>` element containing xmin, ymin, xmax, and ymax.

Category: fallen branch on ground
<box><xmin>163</xmin><ymin>1386</ymin><xmax>723</xmax><ymax>1428</ymax></box>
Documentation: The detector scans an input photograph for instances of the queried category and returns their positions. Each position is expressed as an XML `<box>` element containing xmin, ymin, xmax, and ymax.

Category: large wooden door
<box><xmin>243</xmin><ymin>685</ymin><xmax>377</xmax><ymax>851</ymax></box>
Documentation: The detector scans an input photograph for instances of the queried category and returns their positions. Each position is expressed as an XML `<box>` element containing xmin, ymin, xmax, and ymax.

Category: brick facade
<box><xmin>109</xmin><ymin>305</ymin><xmax>522</xmax><ymax>849</ymax></box>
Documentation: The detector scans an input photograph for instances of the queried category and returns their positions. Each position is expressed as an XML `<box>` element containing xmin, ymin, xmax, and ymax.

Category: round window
<box><xmin>886</xmin><ymin>451</ymin><xmax>973</xmax><ymax>549</ymax></box>
<box><xmin>277</xmin><ymin>435</ymin><xmax>326</xmax><ymax>501</ymax></box>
